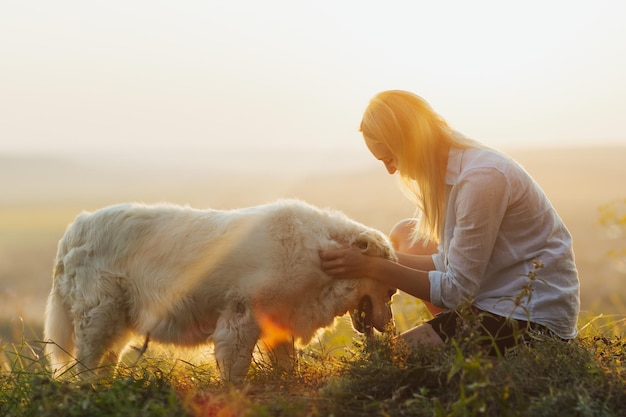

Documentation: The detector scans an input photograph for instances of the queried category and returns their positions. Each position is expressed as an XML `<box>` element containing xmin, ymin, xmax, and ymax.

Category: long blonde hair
<box><xmin>360</xmin><ymin>90</ymin><xmax>480</xmax><ymax>243</ymax></box>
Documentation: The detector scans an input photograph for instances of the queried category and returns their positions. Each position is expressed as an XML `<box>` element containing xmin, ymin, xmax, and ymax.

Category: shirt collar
<box><xmin>445</xmin><ymin>147</ymin><xmax>464</xmax><ymax>185</ymax></box>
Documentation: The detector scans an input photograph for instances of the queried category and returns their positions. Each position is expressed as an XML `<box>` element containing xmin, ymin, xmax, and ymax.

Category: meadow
<box><xmin>1</xmin><ymin>306</ymin><xmax>624</xmax><ymax>416</ymax></box>
<box><xmin>0</xmin><ymin>145</ymin><xmax>625</xmax><ymax>415</ymax></box>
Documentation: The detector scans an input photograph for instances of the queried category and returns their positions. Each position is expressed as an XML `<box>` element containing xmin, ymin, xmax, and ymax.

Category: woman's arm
<box><xmin>319</xmin><ymin>246</ymin><xmax>433</xmax><ymax>301</ymax></box>
<box><xmin>396</xmin><ymin>251</ymin><xmax>436</xmax><ymax>272</ymax></box>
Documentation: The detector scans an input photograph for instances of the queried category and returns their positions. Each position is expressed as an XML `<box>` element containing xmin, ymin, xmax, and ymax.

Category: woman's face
<box><xmin>364</xmin><ymin>137</ymin><xmax>397</xmax><ymax>174</ymax></box>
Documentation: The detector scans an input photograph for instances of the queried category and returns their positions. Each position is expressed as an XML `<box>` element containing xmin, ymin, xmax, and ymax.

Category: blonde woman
<box><xmin>320</xmin><ymin>90</ymin><xmax>580</xmax><ymax>354</ymax></box>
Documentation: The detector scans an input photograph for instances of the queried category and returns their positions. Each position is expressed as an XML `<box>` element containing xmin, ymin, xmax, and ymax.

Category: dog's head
<box><xmin>348</xmin><ymin>229</ymin><xmax>398</xmax><ymax>336</ymax></box>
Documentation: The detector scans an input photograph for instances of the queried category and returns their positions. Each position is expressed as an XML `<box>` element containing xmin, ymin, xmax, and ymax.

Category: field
<box><xmin>0</xmin><ymin>145</ymin><xmax>625</xmax><ymax>416</ymax></box>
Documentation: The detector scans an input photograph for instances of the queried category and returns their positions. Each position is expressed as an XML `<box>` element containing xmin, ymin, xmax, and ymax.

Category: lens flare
<box><xmin>255</xmin><ymin>310</ymin><xmax>292</xmax><ymax>348</ymax></box>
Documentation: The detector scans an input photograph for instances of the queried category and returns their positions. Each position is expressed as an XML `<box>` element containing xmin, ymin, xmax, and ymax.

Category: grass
<box><xmin>1</xmin><ymin>312</ymin><xmax>624</xmax><ymax>417</ymax></box>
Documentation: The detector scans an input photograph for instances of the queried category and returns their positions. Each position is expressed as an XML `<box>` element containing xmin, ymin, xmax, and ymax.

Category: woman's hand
<box><xmin>319</xmin><ymin>245</ymin><xmax>375</xmax><ymax>279</ymax></box>
<box><xmin>321</xmin><ymin>244</ymin><xmax>434</xmax><ymax>302</ymax></box>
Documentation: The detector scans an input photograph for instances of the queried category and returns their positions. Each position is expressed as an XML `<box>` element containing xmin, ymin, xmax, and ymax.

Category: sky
<box><xmin>1</xmin><ymin>1</ymin><xmax>625</xmax><ymax>170</ymax></box>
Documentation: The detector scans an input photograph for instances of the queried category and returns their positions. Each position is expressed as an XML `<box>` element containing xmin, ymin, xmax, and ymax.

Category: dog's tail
<box><xmin>44</xmin><ymin>261</ymin><xmax>75</xmax><ymax>377</ymax></box>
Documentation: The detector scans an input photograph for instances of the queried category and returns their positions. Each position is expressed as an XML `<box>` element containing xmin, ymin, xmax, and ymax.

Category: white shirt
<box><xmin>429</xmin><ymin>147</ymin><xmax>580</xmax><ymax>339</ymax></box>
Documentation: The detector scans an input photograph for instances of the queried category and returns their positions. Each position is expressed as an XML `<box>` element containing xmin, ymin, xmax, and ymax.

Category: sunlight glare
<box><xmin>255</xmin><ymin>310</ymin><xmax>292</xmax><ymax>349</ymax></box>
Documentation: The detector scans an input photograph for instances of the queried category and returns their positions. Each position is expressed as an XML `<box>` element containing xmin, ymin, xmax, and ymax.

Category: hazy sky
<box><xmin>1</xmin><ymin>1</ymin><xmax>625</xmax><ymax>167</ymax></box>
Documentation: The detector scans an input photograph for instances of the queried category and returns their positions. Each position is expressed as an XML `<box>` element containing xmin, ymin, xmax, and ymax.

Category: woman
<box><xmin>320</xmin><ymin>90</ymin><xmax>580</xmax><ymax>354</ymax></box>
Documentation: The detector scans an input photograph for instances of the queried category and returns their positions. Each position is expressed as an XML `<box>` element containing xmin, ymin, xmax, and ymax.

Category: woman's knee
<box><xmin>400</xmin><ymin>323</ymin><xmax>444</xmax><ymax>349</ymax></box>
<box><xmin>389</xmin><ymin>218</ymin><xmax>437</xmax><ymax>255</ymax></box>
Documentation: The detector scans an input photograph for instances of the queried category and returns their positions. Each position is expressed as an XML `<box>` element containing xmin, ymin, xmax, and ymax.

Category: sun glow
<box><xmin>255</xmin><ymin>310</ymin><xmax>292</xmax><ymax>349</ymax></box>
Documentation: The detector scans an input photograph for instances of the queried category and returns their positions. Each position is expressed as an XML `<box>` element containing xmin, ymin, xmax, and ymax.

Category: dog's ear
<box><xmin>354</xmin><ymin>236</ymin><xmax>370</xmax><ymax>251</ymax></box>
<box><xmin>355</xmin><ymin>231</ymin><xmax>397</xmax><ymax>261</ymax></box>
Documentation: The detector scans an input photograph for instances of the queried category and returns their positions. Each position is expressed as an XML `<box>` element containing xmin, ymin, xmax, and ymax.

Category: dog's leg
<box><xmin>213</xmin><ymin>301</ymin><xmax>260</xmax><ymax>382</ymax></box>
<box><xmin>74</xmin><ymin>322</ymin><xmax>117</xmax><ymax>377</ymax></box>
<box><xmin>265</xmin><ymin>339</ymin><xmax>296</xmax><ymax>373</ymax></box>
<box><xmin>74</xmin><ymin>324</ymin><xmax>129</xmax><ymax>378</ymax></box>
<box><xmin>72</xmin><ymin>291</ymin><xmax>129</xmax><ymax>378</ymax></box>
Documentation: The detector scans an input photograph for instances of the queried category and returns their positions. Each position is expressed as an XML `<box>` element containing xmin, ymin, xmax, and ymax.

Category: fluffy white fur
<box><xmin>44</xmin><ymin>199</ymin><xmax>397</xmax><ymax>380</ymax></box>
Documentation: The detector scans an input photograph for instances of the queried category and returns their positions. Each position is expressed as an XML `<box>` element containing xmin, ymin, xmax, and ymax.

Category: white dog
<box><xmin>44</xmin><ymin>199</ymin><xmax>397</xmax><ymax>380</ymax></box>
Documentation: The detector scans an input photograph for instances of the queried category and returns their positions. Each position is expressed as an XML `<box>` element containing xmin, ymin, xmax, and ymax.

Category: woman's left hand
<box><xmin>319</xmin><ymin>245</ymin><xmax>374</xmax><ymax>279</ymax></box>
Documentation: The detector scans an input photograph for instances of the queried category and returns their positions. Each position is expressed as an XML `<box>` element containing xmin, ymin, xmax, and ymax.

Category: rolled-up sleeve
<box><xmin>429</xmin><ymin>252</ymin><xmax>446</xmax><ymax>307</ymax></box>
